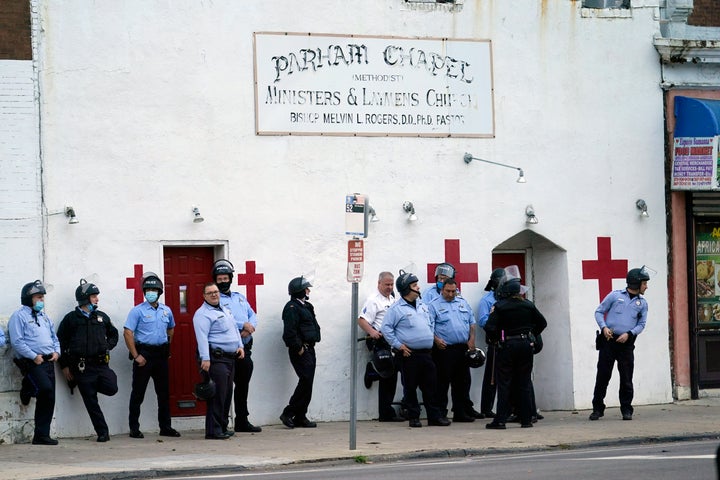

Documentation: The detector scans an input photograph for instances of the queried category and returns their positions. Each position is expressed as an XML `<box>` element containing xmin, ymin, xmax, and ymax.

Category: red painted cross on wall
<box><xmin>427</xmin><ymin>239</ymin><xmax>479</xmax><ymax>291</ymax></box>
<box><xmin>125</xmin><ymin>264</ymin><xmax>145</xmax><ymax>305</ymax></box>
<box><xmin>236</xmin><ymin>260</ymin><xmax>264</xmax><ymax>313</ymax></box>
<box><xmin>582</xmin><ymin>237</ymin><xmax>628</xmax><ymax>302</ymax></box>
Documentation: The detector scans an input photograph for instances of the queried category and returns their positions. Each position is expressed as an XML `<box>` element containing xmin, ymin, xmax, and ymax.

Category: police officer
<box><xmin>381</xmin><ymin>270</ymin><xmax>450</xmax><ymax>428</ymax></box>
<box><xmin>8</xmin><ymin>280</ymin><xmax>61</xmax><ymax>445</ymax></box>
<box><xmin>476</xmin><ymin>268</ymin><xmax>506</xmax><ymax>418</ymax></box>
<box><xmin>428</xmin><ymin>278</ymin><xmax>477</xmax><ymax>422</ymax></box>
<box><xmin>57</xmin><ymin>279</ymin><xmax>119</xmax><ymax>442</ymax></box>
<box><xmin>484</xmin><ymin>278</ymin><xmax>547</xmax><ymax>429</ymax></box>
<box><xmin>357</xmin><ymin>271</ymin><xmax>403</xmax><ymax>422</ymax></box>
<box><xmin>280</xmin><ymin>276</ymin><xmax>321</xmax><ymax>429</ymax></box>
<box><xmin>422</xmin><ymin>263</ymin><xmax>456</xmax><ymax>304</ymax></box>
<box><xmin>589</xmin><ymin>266</ymin><xmax>650</xmax><ymax>421</ymax></box>
<box><xmin>123</xmin><ymin>271</ymin><xmax>181</xmax><ymax>439</ymax></box>
<box><xmin>212</xmin><ymin>259</ymin><xmax>261</xmax><ymax>433</ymax></box>
<box><xmin>193</xmin><ymin>281</ymin><xmax>245</xmax><ymax>440</ymax></box>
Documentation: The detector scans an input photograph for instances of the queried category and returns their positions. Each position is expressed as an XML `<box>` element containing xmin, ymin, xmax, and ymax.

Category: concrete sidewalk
<box><xmin>2</xmin><ymin>400</ymin><xmax>720</xmax><ymax>480</ymax></box>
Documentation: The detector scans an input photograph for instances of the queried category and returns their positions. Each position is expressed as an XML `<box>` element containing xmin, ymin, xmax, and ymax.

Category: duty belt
<box><xmin>504</xmin><ymin>333</ymin><xmax>530</xmax><ymax>341</ymax></box>
<box><xmin>211</xmin><ymin>348</ymin><xmax>238</xmax><ymax>359</ymax></box>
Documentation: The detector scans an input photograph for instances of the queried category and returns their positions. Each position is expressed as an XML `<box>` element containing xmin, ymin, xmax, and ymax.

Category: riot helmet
<box><xmin>193</xmin><ymin>376</ymin><xmax>216</xmax><ymax>401</ymax></box>
<box><xmin>626</xmin><ymin>266</ymin><xmax>651</xmax><ymax>290</ymax></box>
<box><xmin>75</xmin><ymin>278</ymin><xmax>100</xmax><ymax>306</ymax></box>
<box><xmin>466</xmin><ymin>347</ymin><xmax>487</xmax><ymax>368</ymax></box>
<box><xmin>396</xmin><ymin>269</ymin><xmax>419</xmax><ymax>297</ymax></box>
<box><xmin>371</xmin><ymin>347</ymin><xmax>394</xmax><ymax>378</ymax></box>
<box><xmin>212</xmin><ymin>259</ymin><xmax>235</xmax><ymax>293</ymax></box>
<box><xmin>288</xmin><ymin>276</ymin><xmax>312</xmax><ymax>297</ymax></box>
<box><xmin>484</xmin><ymin>268</ymin><xmax>506</xmax><ymax>292</ymax></box>
<box><xmin>141</xmin><ymin>271</ymin><xmax>164</xmax><ymax>295</ymax></box>
<box><xmin>21</xmin><ymin>280</ymin><xmax>46</xmax><ymax>308</ymax></box>
<box><xmin>434</xmin><ymin>263</ymin><xmax>456</xmax><ymax>279</ymax></box>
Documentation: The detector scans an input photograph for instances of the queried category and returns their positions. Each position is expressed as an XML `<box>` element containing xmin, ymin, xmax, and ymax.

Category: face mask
<box><xmin>33</xmin><ymin>301</ymin><xmax>44</xmax><ymax>312</ymax></box>
<box><xmin>436</xmin><ymin>281</ymin><xmax>444</xmax><ymax>290</ymax></box>
<box><xmin>145</xmin><ymin>291</ymin><xmax>159</xmax><ymax>303</ymax></box>
<box><xmin>217</xmin><ymin>281</ymin><xmax>232</xmax><ymax>293</ymax></box>
<box><xmin>87</xmin><ymin>303</ymin><xmax>97</xmax><ymax>312</ymax></box>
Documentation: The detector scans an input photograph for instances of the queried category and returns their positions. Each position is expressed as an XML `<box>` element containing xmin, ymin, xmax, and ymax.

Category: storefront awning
<box><xmin>675</xmin><ymin>96</ymin><xmax>720</xmax><ymax>137</ymax></box>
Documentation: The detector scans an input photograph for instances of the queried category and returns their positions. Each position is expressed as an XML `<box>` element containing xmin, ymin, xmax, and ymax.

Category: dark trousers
<box><xmin>399</xmin><ymin>350</ymin><xmax>442</xmax><ymax>420</ymax></box>
<box><xmin>480</xmin><ymin>343</ymin><xmax>497</xmax><ymax>414</ymax></box>
<box><xmin>592</xmin><ymin>337</ymin><xmax>635</xmax><ymax>415</ymax></box>
<box><xmin>233</xmin><ymin>340</ymin><xmax>254</xmax><ymax>425</ymax></box>
<box><xmin>75</xmin><ymin>363</ymin><xmax>118</xmax><ymax>435</ymax></box>
<box><xmin>432</xmin><ymin>344</ymin><xmax>471</xmax><ymax>416</ymax></box>
<box><xmin>378</xmin><ymin>367</ymin><xmax>400</xmax><ymax>419</ymax></box>
<box><xmin>208</xmin><ymin>357</ymin><xmax>235</xmax><ymax>436</ymax></box>
<box><xmin>25</xmin><ymin>361</ymin><xmax>56</xmax><ymax>437</ymax></box>
<box><xmin>283</xmin><ymin>345</ymin><xmax>316</xmax><ymax>420</ymax></box>
<box><xmin>129</xmin><ymin>349</ymin><xmax>172</xmax><ymax>431</ymax></box>
<box><xmin>494</xmin><ymin>340</ymin><xmax>534</xmax><ymax>425</ymax></box>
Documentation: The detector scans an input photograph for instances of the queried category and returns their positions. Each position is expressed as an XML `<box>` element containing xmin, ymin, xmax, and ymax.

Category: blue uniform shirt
<box><xmin>476</xmin><ymin>291</ymin><xmax>496</xmax><ymax>328</ymax></box>
<box><xmin>594</xmin><ymin>289</ymin><xmax>648</xmax><ymax>337</ymax></box>
<box><xmin>422</xmin><ymin>285</ymin><xmax>441</xmax><ymax>304</ymax></box>
<box><xmin>381</xmin><ymin>297</ymin><xmax>434</xmax><ymax>350</ymax></box>
<box><xmin>219</xmin><ymin>291</ymin><xmax>257</xmax><ymax>345</ymax></box>
<box><xmin>0</xmin><ymin>327</ymin><xmax>5</xmax><ymax>347</ymax></box>
<box><xmin>193</xmin><ymin>301</ymin><xmax>242</xmax><ymax>361</ymax></box>
<box><xmin>124</xmin><ymin>301</ymin><xmax>175</xmax><ymax>345</ymax></box>
<box><xmin>429</xmin><ymin>295</ymin><xmax>475</xmax><ymax>345</ymax></box>
<box><xmin>8</xmin><ymin>305</ymin><xmax>60</xmax><ymax>359</ymax></box>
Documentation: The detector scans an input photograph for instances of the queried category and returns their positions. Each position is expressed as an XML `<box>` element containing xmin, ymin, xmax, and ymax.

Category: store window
<box><xmin>694</xmin><ymin>220</ymin><xmax>720</xmax><ymax>387</ymax></box>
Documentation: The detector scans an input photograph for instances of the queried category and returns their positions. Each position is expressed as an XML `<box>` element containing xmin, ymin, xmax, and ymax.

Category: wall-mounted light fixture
<box><xmin>525</xmin><ymin>205</ymin><xmax>538</xmax><ymax>224</ymax></box>
<box><xmin>64</xmin><ymin>206</ymin><xmax>79</xmax><ymax>224</ymax></box>
<box><xmin>636</xmin><ymin>199</ymin><xmax>649</xmax><ymax>218</ymax></box>
<box><xmin>464</xmin><ymin>153</ymin><xmax>526</xmax><ymax>183</ymax></box>
<box><xmin>368</xmin><ymin>205</ymin><xmax>379</xmax><ymax>223</ymax></box>
<box><xmin>192</xmin><ymin>206</ymin><xmax>204</xmax><ymax>223</ymax></box>
<box><xmin>402</xmin><ymin>201</ymin><xmax>417</xmax><ymax>221</ymax></box>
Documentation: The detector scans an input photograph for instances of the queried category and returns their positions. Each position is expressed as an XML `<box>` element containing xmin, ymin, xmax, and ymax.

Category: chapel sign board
<box><xmin>253</xmin><ymin>32</ymin><xmax>494</xmax><ymax>137</ymax></box>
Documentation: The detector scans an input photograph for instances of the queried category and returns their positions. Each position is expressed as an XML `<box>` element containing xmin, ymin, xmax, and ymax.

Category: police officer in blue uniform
<box><xmin>589</xmin><ymin>267</ymin><xmax>650</xmax><ymax>421</ymax></box>
<box><xmin>280</xmin><ymin>276</ymin><xmax>321</xmax><ymax>429</ymax></box>
<box><xmin>193</xmin><ymin>281</ymin><xmax>245</xmax><ymax>439</ymax></box>
<box><xmin>484</xmin><ymin>278</ymin><xmax>547</xmax><ymax>429</ymax></box>
<box><xmin>382</xmin><ymin>270</ymin><xmax>450</xmax><ymax>428</ymax></box>
<box><xmin>58</xmin><ymin>279</ymin><xmax>119</xmax><ymax>442</ymax></box>
<box><xmin>212</xmin><ymin>259</ymin><xmax>262</xmax><ymax>433</ymax></box>
<box><xmin>9</xmin><ymin>280</ymin><xmax>61</xmax><ymax>445</ymax></box>
<box><xmin>422</xmin><ymin>263</ymin><xmax>456</xmax><ymax>304</ymax></box>
<box><xmin>476</xmin><ymin>268</ymin><xmax>506</xmax><ymax>418</ymax></box>
<box><xmin>428</xmin><ymin>278</ymin><xmax>477</xmax><ymax>422</ymax></box>
<box><xmin>123</xmin><ymin>272</ymin><xmax>181</xmax><ymax>439</ymax></box>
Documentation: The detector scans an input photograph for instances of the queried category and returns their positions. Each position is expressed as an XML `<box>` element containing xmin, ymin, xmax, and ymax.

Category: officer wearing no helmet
<box><xmin>381</xmin><ymin>270</ymin><xmax>450</xmax><ymax>428</ymax></box>
<box><xmin>123</xmin><ymin>272</ymin><xmax>180</xmax><ymax>439</ymax></box>
<box><xmin>58</xmin><ymin>279</ymin><xmax>119</xmax><ymax>442</ymax></box>
<box><xmin>357</xmin><ymin>271</ymin><xmax>404</xmax><ymax>422</ymax></box>
<box><xmin>280</xmin><ymin>276</ymin><xmax>321</xmax><ymax>429</ymax></box>
<box><xmin>589</xmin><ymin>266</ymin><xmax>650</xmax><ymax>422</ymax></box>
<box><xmin>484</xmin><ymin>277</ymin><xmax>547</xmax><ymax>429</ymax></box>
<box><xmin>428</xmin><ymin>278</ymin><xmax>477</xmax><ymax>423</ymax></box>
<box><xmin>193</xmin><ymin>282</ymin><xmax>245</xmax><ymax>440</ymax></box>
<box><xmin>8</xmin><ymin>280</ymin><xmax>61</xmax><ymax>445</ymax></box>
<box><xmin>212</xmin><ymin>259</ymin><xmax>262</xmax><ymax>433</ymax></box>
<box><xmin>422</xmin><ymin>263</ymin><xmax>456</xmax><ymax>304</ymax></box>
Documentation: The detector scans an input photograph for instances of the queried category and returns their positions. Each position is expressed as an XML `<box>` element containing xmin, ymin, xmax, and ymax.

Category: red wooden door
<box><xmin>491</xmin><ymin>252</ymin><xmax>526</xmax><ymax>283</ymax></box>
<box><xmin>164</xmin><ymin>246</ymin><xmax>215</xmax><ymax>417</ymax></box>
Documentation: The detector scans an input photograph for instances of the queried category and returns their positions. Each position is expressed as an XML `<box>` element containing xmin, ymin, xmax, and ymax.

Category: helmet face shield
<box><xmin>434</xmin><ymin>263</ymin><xmax>456</xmax><ymax>279</ymax></box>
<box><xmin>212</xmin><ymin>259</ymin><xmax>235</xmax><ymax>278</ymax></box>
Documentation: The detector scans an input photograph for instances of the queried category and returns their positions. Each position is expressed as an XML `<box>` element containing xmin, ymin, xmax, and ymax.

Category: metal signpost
<box><xmin>345</xmin><ymin>194</ymin><xmax>368</xmax><ymax>450</ymax></box>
